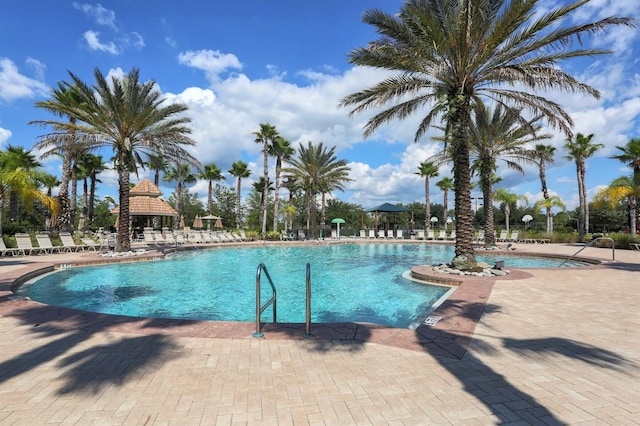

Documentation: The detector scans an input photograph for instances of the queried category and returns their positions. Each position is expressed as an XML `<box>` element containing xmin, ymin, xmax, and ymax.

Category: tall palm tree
<box><xmin>163</xmin><ymin>164</ymin><xmax>197</xmax><ymax>216</ymax></box>
<box><xmin>200</xmin><ymin>163</ymin><xmax>225</xmax><ymax>214</ymax></box>
<box><xmin>532</xmin><ymin>144</ymin><xmax>557</xmax><ymax>233</ymax></box>
<box><xmin>269</xmin><ymin>136</ymin><xmax>295</xmax><ymax>232</ymax></box>
<box><xmin>253</xmin><ymin>123</ymin><xmax>280</xmax><ymax>236</ymax></box>
<box><xmin>228</xmin><ymin>160</ymin><xmax>251</xmax><ymax>228</ymax></box>
<box><xmin>494</xmin><ymin>188</ymin><xmax>528</xmax><ymax>233</ymax></box>
<box><xmin>610</xmin><ymin>138</ymin><xmax>640</xmax><ymax>232</ymax></box>
<box><xmin>284</xmin><ymin>141</ymin><xmax>351</xmax><ymax>239</ymax></box>
<box><xmin>31</xmin><ymin>82</ymin><xmax>97</xmax><ymax>230</ymax></box>
<box><xmin>37</xmin><ymin>172</ymin><xmax>60</xmax><ymax>197</ymax></box>
<box><xmin>564</xmin><ymin>133</ymin><xmax>603</xmax><ymax>240</ymax></box>
<box><xmin>470</xmin><ymin>104</ymin><xmax>549</xmax><ymax>246</ymax></box>
<box><xmin>415</xmin><ymin>161</ymin><xmax>439</xmax><ymax>230</ymax></box>
<box><xmin>146</xmin><ymin>153</ymin><xmax>169</xmax><ymax>186</ymax></box>
<box><xmin>435</xmin><ymin>177</ymin><xmax>454</xmax><ymax>230</ymax></box>
<box><xmin>281</xmin><ymin>177</ymin><xmax>300</xmax><ymax>232</ymax></box>
<box><xmin>340</xmin><ymin>0</ymin><xmax>633</xmax><ymax>269</ymax></box>
<box><xmin>533</xmin><ymin>195</ymin><xmax>566</xmax><ymax>233</ymax></box>
<box><xmin>33</xmin><ymin>68</ymin><xmax>201</xmax><ymax>251</ymax></box>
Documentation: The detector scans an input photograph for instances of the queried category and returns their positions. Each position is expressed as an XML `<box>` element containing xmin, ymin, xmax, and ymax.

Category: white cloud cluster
<box><xmin>0</xmin><ymin>58</ymin><xmax>49</xmax><ymax>103</ymax></box>
<box><xmin>74</xmin><ymin>3</ymin><xmax>145</xmax><ymax>55</ymax></box>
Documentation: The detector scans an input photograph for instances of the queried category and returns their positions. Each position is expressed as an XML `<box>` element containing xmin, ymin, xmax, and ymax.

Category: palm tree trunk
<box><xmin>70</xmin><ymin>162</ymin><xmax>78</xmax><ymax>229</ymax></box>
<box><xmin>425</xmin><ymin>178</ymin><xmax>430</xmax><ymax>230</ymax></box>
<box><xmin>261</xmin><ymin>144</ymin><xmax>268</xmax><ymax>236</ymax></box>
<box><xmin>116</xmin><ymin>164</ymin><xmax>131</xmax><ymax>252</ymax></box>
<box><xmin>449</xmin><ymin>95</ymin><xmax>476</xmax><ymax>264</ymax></box>
<box><xmin>208</xmin><ymin>180</ymin><xmax>213</xmax><ymax>214</ymax></box>
<box><xmin>483</xmin><ymin>186</ymin><xmax>496</xmax><ymax>247</ymax></box>
<box><xmin>235</xmin><ymin>178</ymin><xmax>242</xmax><ymax>227</ymax></box>
<box><xmin>577</xmin><ymin>159</ymin><xmax>587</xmax><ymax>240</ymax></box>
<box><xmin>273</xmin><ymin>160</ymin><xmax>281</xmax><ymax>232</ymax></box>
<box><xmin>89</xmin><ymin>174</ymin><xmax>97</xmax><ymax>222</ymax></box>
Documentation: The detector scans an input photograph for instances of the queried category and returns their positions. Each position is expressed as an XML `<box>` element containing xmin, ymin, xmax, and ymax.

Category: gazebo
<box><xmin>111</xmin><ymin>179</ymin><xmax>178</xmax><ymax>230</ymax></box>
<box><xmin>366</xmin><ymin>203</ymin><xmax>411</xmax><ymax>237</ymax></box>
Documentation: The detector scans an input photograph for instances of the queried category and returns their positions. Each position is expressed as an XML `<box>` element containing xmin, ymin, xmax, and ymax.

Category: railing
<box><xmin>304</xmin><ymin>263</ymin><xmax>312</xmax><ymax>338</ymax></box>
<box><xmin>253</xmin><ymin>263</ymin><xmax>277</xmax><ymax>338</ymax></box>
<box><xmin>560</xmin><ymin>236</ymin><xmax>615</xmax><ymax>267</ymax></box>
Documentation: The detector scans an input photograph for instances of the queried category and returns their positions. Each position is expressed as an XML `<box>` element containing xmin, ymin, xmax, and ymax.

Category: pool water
<box><xmin>21</xmin><ymin>243</ymin><xmax>581</xmax><ymax>328</ymax></box>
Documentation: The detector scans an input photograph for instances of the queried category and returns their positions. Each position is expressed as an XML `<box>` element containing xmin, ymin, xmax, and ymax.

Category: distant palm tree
<box><xmin>3</xmin><ymin>145</ymin><xmax>42</xmax><ymax>222</ymax></box>
<box><xmin>284</xmin><ymin>141</ymin><xmax>351</xmax><ymax>239</ymax></box>
<box><xmin>34</xmin><ymin>68</ymin><xmax>201</xmax><ymax>251</ymax></box>
<box><xmin>469</xmin><ymin>104</ymin><xmax>549</xmax><ymax>246</ymax></box>
<box><xmin>435</xmin><ymin>177</ymin><xmax>454</xmax><ymax>230</ymax></box>
<box><xmin>564</xmin><ymin>133</ymin><xmax>603</xmax><ymax>240</ymax></box>
<box><xmin>416</xmin><ymin>161</ymin><xmax>439</xmax><ymax>229</ymax></box>
<box><xmin>77</xmin><ymin>153</ymin><xmax>105</xmax><ymax>223</ymax></box>
<box><xmin>269</xmin><ymin>136</ymin><xmax>295</xmax><ymax>232</ymax></box>
<box><xmin>494</xmin><ymin>188</ymin><xmax>528</xmax><ymax>234</ymax></box>
<box><xmin>253</xmin><ymin>123</ymin><xmax>280</xmax><ymax>236</ymax></box>
<box><xmin>340</xmin><ymin>0</ymin><xmax>633</xmax><ymax>269</ymax></box>
<box><xmin>200</xmin><ymin>163</ymin><xmax>225</xmax><ymax>214</ymax></box>
<box><xmin>228</xmin><ymin>160</ymin><xmax>251</xmax><ymax>227</ymax></box>
<box><xmin>610</xmin><ymin>138</ymin><xmax>640</xmax><ymax>232</ymax></box>
<box><xmin>533</xmin><ymin>195</ymin><xmax>566</xmax><ymax>234</ymax></box>
<box><xmin>164</xmin><ymin>164</ymin><xmax>197</xmax><ymax>216</ymax></box>
<box><xmin>146</xmin><ymin>154</ymin><xmax>169</xmax><ymax>186</ymax></box>
<box><xmin>532</xmin><ymin>144</ymin><xmax>558</xmax><ymax>233</ymax></box>
<box><xmin>594</xmin><ymin>176</ymin><xmax>639</xmax><ymax>235</ymax></box>
<box><xmin>37</xmin><ymin>172</ymin><xmax>60</xmax><ymax>197</ymax></box>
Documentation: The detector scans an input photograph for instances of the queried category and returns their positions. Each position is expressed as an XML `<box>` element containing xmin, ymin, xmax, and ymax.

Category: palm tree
<box><xmin>281</xmin><ymin>177</ymin><xmax>300</xmax><ymax>232</ymax></box>
<box><xmin>0</xmin><ymin>153</ymin><xmax>58</xmax><ymax>236</ymax></box>
<box><xmin>532</xmin><ymin>144</ymin><xmax>558</xmax><ymax>233</ymax></box>
<box><xmin>77</xmin><ymin>153</ymin><xmax>106</xmax><ymax>223</ymax></box>
<box><xmin>253</xmin><ymin>123</ymin><xmax>280</xmax><ymax>236</ymax></box>
<box><xmin>610</xmin><ymin>138</ymin><xmax>640</xmax><ymax>232</ymax></box>
<box><xmin>31</xmin><ymin>82</ymin><xmax>97</xmax><ymax>230</ymax></box>
<box><xmin>33</xmin><ymin>68</ymin><xmax>201</xmax><ymax>251</ymax></box>
<box><xmin>340</xmin><ymin>0</ymin><xmax>633</xmax><ymax>269</ymax></box>
<box><xmin>38</xmin><ymin>172</ymin><xmax>60</xmax><ymax>197</ymax></box>
<box><xmin>146</xmin><ymin>154</ymin><xmax>169</xmax><ymax>186</ymax></box>
<box><xmin>269</xmin><ymin>136</ymin><xmax>295</xmax><ymax>232</ymax></box>
<box><xmin>164</xmin><ymin>164</ymin><xmax>197</xmax><ymax>216</ymax></box>
<box><xmin>284</xmin><ymin>141</ymin><xmax>351</xmax><ymax>239</ymax></box>
<box><xmin>494</xmin><ymin>188</ymin><xmax>528</xmax><ymax>233</ymax></box>
<box><xmin>435</xmin><ymin>177</ymin><xmax>454</xmax><ymax>230</ymax></box>
<box><xmin>594</xmin><ymin>176</ymin><xmax>639</xmax><ymax>235</ymax></box>
<box><xmin>228</xmin><ymin>160</ymin><xmax>251</xmax><ymax>227</ymax></box>
<box><xmin>470</xmin><ymin>104</ymin><xmax>549</xmax><ymax>246</ymax></box>
<box><xmin>3</xmin><ymin>145</ymin><xmax>42</xmax><ymax>222</ymax></box>
<box><xmin>533</xmin><ymin>195</ymin><xmax>566</xmax><ymax>233</ymax></box>
<box><xmin>564</xmin><ymin>133</ymin><xmax>603</xmax><ymax>240</ymax></box>
<box><xmin>200</xmin><ymin>163</ymin><xmax>225</xmax><ymax>214</ymax></box>
<box><xmin>415</xmin><ymin>161</ymin><xmax>439</xmax><ymax>230</ymax></box>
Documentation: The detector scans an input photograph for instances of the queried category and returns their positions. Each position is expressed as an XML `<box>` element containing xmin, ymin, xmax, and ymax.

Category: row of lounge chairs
<box><xmin>0</xmin><ymin>232</ymin><xmax>107</xmax><ymax>257</ymax></box>
<box><xmin>319</xmin><ymin>229</ymin><xmax>456</xmax><ymax>240</ymax></box>
<box><xmin>142</xmin><ymin>229</ymin><xmax>248</xmax><ymax>245</ymax></box>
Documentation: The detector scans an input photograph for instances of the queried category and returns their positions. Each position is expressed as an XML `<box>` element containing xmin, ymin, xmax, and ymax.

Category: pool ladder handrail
<box><xmin>559</xmin><ymin>236</ymin><xmax>615</xmax><ymax>267</ymax></box>
<box><xmin>253</xmin><ymin>263</ymin><xmax>277</xmax><ymax>338</ymax></box>
<box><xmin>253</xmin><ymin>262</ymin><xmax>313</xmax><ymax>338</ymax></box>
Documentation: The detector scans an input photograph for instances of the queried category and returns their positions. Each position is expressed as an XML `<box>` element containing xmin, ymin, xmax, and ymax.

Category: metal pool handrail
<box><xmin>253</xmin><ymin>262</ymin><xmax>277</xmax><ymax>338</ymax></box>
<box><xmin>560</xmin><ymin>236</ymin><xmax>615</xmax><ymax>267</ymax></box>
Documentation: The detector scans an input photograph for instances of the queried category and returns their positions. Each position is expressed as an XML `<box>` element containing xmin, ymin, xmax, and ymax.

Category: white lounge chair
<box><xmin>436</xmin><ymin>230</ymin><xmax>446</xmax><ymax>240</ymax></box>
<box><xmin>507</xmin><ymin>231</ymin><xmax>519</xmax><ymax>243</ymax></box>
<box><xmin>35</xmin><ymin>233</ymin><xmax>60</xmax><ymax>254</ymax></box>
<box><xmin>415</xmin><ymin>230</ymin><xmax>425</xmax><ymax>240</ymax></box>
<box><xmin>281</xmin><ymin>230</ymin><xmax>293</xmax><ymax>241</ymax></box>
<box><xmin>497</xmin><ymin>231</ymin><xmax>508</xmax><ymax>242</ymax></box>
<box><xmin>15</xmin><ymin>233</ymin><xmax>45</xmax><ymax>255</ymax></box>
<box><xmin>359</xmin><ymin>230</ymin><xmax>367</xmax><ymax>239</ymax></box>
<box><xmin>59</xmin><ymin>232</ymin><xmax>82</xmax><ymax>252</ymax></box>
<box><xmin>426</xmin><ymin>230</ymin><xmax>435</xmax><ymax>240</ymax></box>
<box><xmin>395</xmin><ymin>229</ymin><xmax>405</xmax><ymax>239</ymax></box>
<box><xmin>447</xmin><ymin>230</ymin><xmax>456</xmax><ymax>241</ymax></box>
<box><xmin>368</xmin><ymin>229</ymin><xmax>376</xmax><ymax>239</ymax></box>
<box><xmin>0</xmin><ymin>238</ymin><xmax>20</xmax><ymax>257</ymax></box>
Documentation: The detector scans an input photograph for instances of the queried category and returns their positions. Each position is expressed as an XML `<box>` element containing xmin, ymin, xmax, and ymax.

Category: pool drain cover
<box><xmin>423</xmin><ymin>316</ymin><xmax>441</xmax><ymax>326</ymax></box>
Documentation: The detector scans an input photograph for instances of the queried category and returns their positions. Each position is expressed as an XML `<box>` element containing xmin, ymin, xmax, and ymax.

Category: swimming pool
<box><xmin>20</xmin><ymin>243</ymin><xmax>583</xmax><ymax>328</ymax></box>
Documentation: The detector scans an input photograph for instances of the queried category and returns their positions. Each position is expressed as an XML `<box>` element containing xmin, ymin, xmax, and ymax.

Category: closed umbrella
<box><xmin>214</xmin><ymin>218</ymin><xmax>223</xmax><ymax>229</ymax></box>
<box><xmin>193</xmin><ymin>215</ymin><xmax>203</xmax><ymax>228</ymax></box>
<box><xmin>331</xmin><ymin>218</ymin><xmax>346</xmax><ymax>239</ymax></box>
<box><xmin>179</xmin><ymin>215</ymin><xmax>185</xmax><ymax>229</ymax></box>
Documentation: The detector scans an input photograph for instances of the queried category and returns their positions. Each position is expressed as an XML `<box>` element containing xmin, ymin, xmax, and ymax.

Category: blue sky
<box><xmin>1</xmin><ymin>0</ymin><xmax>639</xmax><ymax>216</ymax></box>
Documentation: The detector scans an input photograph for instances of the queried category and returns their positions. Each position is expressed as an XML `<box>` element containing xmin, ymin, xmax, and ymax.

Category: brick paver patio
<box><xmin>1</xmin><ymin>241</ymin><xmax>639</xmax><ymax>424</ymax></box>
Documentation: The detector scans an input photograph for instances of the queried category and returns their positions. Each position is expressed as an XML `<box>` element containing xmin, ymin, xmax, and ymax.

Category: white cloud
<box><xmin>83</xmin><ymin>30</ymin><xmax>119</xmax><ymax>54</ymax></box>
<box><xmin>0</xmin><ymin>127</ymin><xmax>12</xmax><ymax>147</ymax></box>
<box><xmin>73</xmin><ymin>2</ymin><xmax>118</xmax><ymax>30</ymax></box>
<box><xmin>177</xmin><ymin>50</ymin><xmax>243</xmax><ymax>81</ymax></box>
<box><xmin>0</xmin><ymin>58</ymin><xmax>49</xmax><ymax>102</ymax></box>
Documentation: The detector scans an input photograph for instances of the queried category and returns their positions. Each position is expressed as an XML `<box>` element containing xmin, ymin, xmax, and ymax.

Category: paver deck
<box><xmin>1</xmin><ymin>241</ymin><xmax>639</xmax><ymax>424</ymax></box>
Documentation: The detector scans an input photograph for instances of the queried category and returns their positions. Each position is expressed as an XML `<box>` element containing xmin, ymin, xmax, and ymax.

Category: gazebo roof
<box><xmin>111</xmin><ymin>179</ymin><xmax>178</xmax><ymax>217</ymax></box>
<box><xmin>130</xmin><ymin>179</ymin><xmax>163</xmax><ymax>197</ymax></box>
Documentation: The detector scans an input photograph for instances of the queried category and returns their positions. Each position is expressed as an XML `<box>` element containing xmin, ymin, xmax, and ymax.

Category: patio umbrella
<box><xmin>331</xmin><ymin>218</ymin><xmax>346</xmax><ymax>239</ymax></box>
<box><xmin>214</xmin><ymin>218</ymin><xmax>223</xmax><ymax>228</ymax></box>
<box><xmin>179</xmin><ymin>215</ymin><xmax>185</xmax><ymax>229</ymax></box>
<box><xmin>193</xmin><ymin>215</ymin><xmax>203</xmax><ymax>229</ymax></box>
<box><xmin>201</xmin><ymin>214</ymin><xmax>221</xmax><ymax>230</ymax></box>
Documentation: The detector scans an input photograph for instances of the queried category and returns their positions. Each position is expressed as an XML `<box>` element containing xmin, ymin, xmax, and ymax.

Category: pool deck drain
<box><xmin>1</xmin><ymin>241</ymin><xmax>639</xmax><ymax>424</ymax></box>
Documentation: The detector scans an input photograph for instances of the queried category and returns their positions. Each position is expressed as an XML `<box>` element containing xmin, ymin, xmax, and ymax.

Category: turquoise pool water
<box><xmin>21</xmin><ymin>243</ymin><xmax>582</xmax><ymax>328</ymax></box>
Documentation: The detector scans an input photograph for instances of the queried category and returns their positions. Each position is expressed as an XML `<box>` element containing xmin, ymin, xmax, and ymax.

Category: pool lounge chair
<box><xmin>281</xmin><ymin>230</ymin><xmax>294</xmax><ymax>241</ymax></box>
<box><xmin>395</xmin><ymin>229</ymin><xmax>406</xmax><ymax>239</ymax></box>
<box><xmin>80</xmin><ymin>238</ymin><xmax>99</xmax><ymax>251</ymax></box>
<box><xmin>497</xmin><ymin>231</ymin><xmax>508</xmax><ymax>242</ymax></box>
<box><xmin>631</xmin><ymin>243</ymin><xmax>640</xmax><ymax>251</ymax></box>
<box><xmin>359</xmin><ymin>230</ymin><xmax>367</xmax><ymax>239</ymax></box>
<box><xmin>15</xmin><ymin>233</ymin><xmax>46</xmax><ymax>255</ymax></box>
<box><xmin>0</xmin><ymin>238</ymin><xmax>20</xmax><ymax>257</ymax></box>
<box><xmin>447</xmin><ymin>230</ymin><xmax>456</xmax><ymax>241</ymax></box>
<box><xmin>426</xmin><ymin>230</ymin><xmax>435</xmax><ymax>240</ymax></box>
<box><xmin>436</xmin><ymin>230</ymin><xmax>447</xmax><ymax>240</ymax></box>
<box><xmin>368</xmin><ymin>229</ymin><xmax>376</xmax><ymax>239</ymax></box>
<box><xmin>507</xmin><ymin>231</ymin><xmax>519</xmax><ymax>243</ymax></box>
<box><xmin>35</xmin><ymin>233</ymin><xmax>60</xmax><ymax>254</ymax></box>
<box><xmin>59</xmin><ymin>232</ymin><xmax>83</xmax><ymax>252</ymax></box>
<box><xmin>415</xmin><ymin>230</ymin><xmax>425</xmax><ymax>240</ymax></box>
<box><xmin>475</xmin><ymin>230</ymin><xmax>485</xmax><ymax>243</ymax></box>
